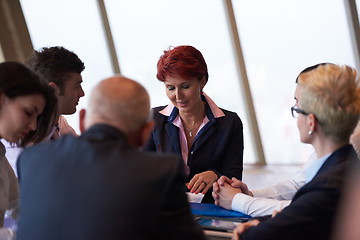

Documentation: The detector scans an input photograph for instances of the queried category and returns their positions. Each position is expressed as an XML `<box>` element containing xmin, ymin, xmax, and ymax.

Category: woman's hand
<box><xmin>187</xmin><ymin>171</ymin><xmax>218</xmax><ymax>194</ymax></box>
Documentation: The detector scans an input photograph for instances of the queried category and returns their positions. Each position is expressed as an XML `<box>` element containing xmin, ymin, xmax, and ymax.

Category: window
<box><xmin>20</xmin><ymin>0</ymin><xmax>113</xmax><ymax>133</ymax></box>
<box><xmin>105</xmin><ymin>0</ymin><xmax>256</xmax><ymax>163</ymax></box>
<box><xmin>233</xmin><ymin>0</ymin><xmax>356</xmax><ymax>163</ymax></box>
<box><xmin>19</xmin><ymin>0</ymin><xmax>357</xmax><ymax>164</ymax></box>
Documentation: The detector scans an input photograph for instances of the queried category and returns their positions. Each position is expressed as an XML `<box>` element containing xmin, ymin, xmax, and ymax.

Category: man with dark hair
<box><xmin>2</xmin><ymin>46</ymin><xmax>85</xmax><ymax>175</ymax></box>
<box><xmin>26</xmin><ymin>46</ymin><xmax>85</xmax><ymax>118</ymax></box>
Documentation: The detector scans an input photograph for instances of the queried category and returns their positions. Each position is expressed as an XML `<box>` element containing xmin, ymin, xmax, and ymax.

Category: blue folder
<box><xmin>190</xmin><ymin>203</ymin><xmax>251</xmax><ymax>219</ymax></box>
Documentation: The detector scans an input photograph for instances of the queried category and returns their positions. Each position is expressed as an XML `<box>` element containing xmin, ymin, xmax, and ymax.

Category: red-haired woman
<box><xmin>144</xmin><ymin>45</ymin><xmax>244</xmax><ymax>203</ymax></box>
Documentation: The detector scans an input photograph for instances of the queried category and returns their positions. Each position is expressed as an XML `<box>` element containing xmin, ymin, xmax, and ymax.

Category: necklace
<box><xmin>181</xmin><ymin>104</ymin><xmax>205</xmax><ymax>139</ymax></box>
<box><xmin>185</xmin><ymin>121</ymin><xmax>202</xmax><ymax>138</ymax></box>
<box><xmin>189</xmin><ymin>129</ymin><xmax>194</xmax><ymax>137</ymax></box>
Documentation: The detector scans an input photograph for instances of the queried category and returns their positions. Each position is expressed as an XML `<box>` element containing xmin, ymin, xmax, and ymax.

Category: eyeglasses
<box><xmin>291</xmin><ymin>106</ymin><xmax>309</xmax><ymax>118</ymax></box>
<box><xmin>291</xmin><ymin>106</ymin><xmax>324</xmax><ymax>125</ymax></box>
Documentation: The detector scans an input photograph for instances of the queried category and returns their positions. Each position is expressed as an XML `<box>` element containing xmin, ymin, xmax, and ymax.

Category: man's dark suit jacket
<box><xmin>241</xmin><ymin>144</ymin><xmax>358</xmax><ymax>240</ymax></box>
<box><xmin>16</xmin><ymin>124</ymin><xmax>206</xmax><ymax>240</ymax></box>
<box><xmin>144</xmin><ymin>101</ymin><xmax>244</xmax><ymax>202</ymax></box>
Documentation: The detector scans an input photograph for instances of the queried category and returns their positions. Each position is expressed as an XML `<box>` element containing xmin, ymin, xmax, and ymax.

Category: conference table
<box><xmin>205</xmin><ymin>230</ymin><xmax>233</xmax><ymax>240</ymax></box>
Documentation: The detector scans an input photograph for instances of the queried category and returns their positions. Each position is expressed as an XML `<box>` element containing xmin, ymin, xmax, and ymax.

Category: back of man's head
<box><xmin>81</xmin><ymin>76</ymin><xmax>152</xmax><ymax>146</ymax></box>
<box><xmin>26</xmin><ymin>46</ymin><xmax>85</xmax><ymax>94</ymax></box>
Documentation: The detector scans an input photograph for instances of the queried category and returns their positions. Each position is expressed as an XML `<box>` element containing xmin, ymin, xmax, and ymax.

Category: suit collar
<box><xmin>293</xmin><ymin>144</ymin><xmax>357</xmax><ymax>202</ymax></box>
<box><xmin>316</xmin><ymin>144</ymin><xmax>357</xmax><ymax>175</ymax></box>
<box><xmin>304</xmin><ymin>153</ymin><xmax>331</xmax><ymax>183</ymax></box>
<box><xmin>81</xmin><ymin>124</ymin><xmax>127</xmax><ymax>142</ymax></box>
<box><xmin>164</xmin><ymin>123</ymin><xmax>181</xmax><ymax>153</ymax></box>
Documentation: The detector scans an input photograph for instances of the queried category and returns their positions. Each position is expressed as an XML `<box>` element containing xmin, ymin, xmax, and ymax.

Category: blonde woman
<box><xmin>229</xmin><ymin>63</ymin><xmax>360</xmax><ymax>240</ymax></box>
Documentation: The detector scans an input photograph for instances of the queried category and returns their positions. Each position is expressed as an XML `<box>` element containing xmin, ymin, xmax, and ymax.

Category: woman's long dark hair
<box><xmin>0</xmin><ymin>61</ymin><xmax>57</xmax><ymax>147</ymax></box>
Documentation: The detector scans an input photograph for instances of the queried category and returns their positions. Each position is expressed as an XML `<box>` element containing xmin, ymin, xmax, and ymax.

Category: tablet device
<box><xmin>195</xmin><ymin>216</ymin><xmax>248</xmax><ymax>232</ymax></box>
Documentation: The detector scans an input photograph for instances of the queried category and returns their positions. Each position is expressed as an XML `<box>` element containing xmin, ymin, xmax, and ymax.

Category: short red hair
<box><xmin>156</xmin><ymin>45</ymin><xmax>208</xmax><ymax>84</ymax></box>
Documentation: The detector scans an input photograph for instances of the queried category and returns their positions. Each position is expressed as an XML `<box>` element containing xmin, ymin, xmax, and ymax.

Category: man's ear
<box><xmin>79</xmin><ymin>109</ymin><xmax>86</xmax><ymax>133</ymax></box>
<box><xmin>139</xmin><ymin>120</ymin><xmax>154</xmax><ymax>147</ymax></box>
<box><xmin>48</xmin><ymin>82</ymin><xmax>60</xmax><ymax>96</ymax></box>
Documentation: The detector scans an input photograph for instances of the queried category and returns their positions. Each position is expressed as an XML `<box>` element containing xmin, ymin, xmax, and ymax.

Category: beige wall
<box><xmin>0</xmin><ymin>0</ymin><xmax>33</xmax><ymax>62</ymax></box>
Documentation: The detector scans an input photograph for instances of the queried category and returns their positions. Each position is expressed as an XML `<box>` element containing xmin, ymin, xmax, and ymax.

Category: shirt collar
<box><xmin>304</xmin><ymin>153</ymin><xmax>331</xmax><ymax>183</ymax></box>
<box><xmin>159</xmin><ymin>92</ymin><xmax>225</xmax><ymax>121</ymax></box>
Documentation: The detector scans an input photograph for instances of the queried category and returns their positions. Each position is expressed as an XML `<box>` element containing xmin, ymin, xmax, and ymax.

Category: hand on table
<box><xmin>212</xmin><ymin>176</ymin><xmax>234</xmax><ymax>206</ymax></box>
<box><xmin>212</xmin><ymin>181</ymin><xmax>242</xmax><ymax>209</ymax></box>
<box><xmin>232</xmin><ymin>220</ymin><xmax>260</xmax><ymax>240</ymax></box>
<box><xmin>216</xmin><ymin>176</ymin><xmax>253</xmax><ymax>196</ymax></box>
<box><xmin>187</xmin><ymin>171</ymin><xmax>218</xmax><ymax>194</ymax></box>
<box><xmin>212</xmin><ymin>176</ymin><xmax>253</xmax><ymax>209</ymax></box>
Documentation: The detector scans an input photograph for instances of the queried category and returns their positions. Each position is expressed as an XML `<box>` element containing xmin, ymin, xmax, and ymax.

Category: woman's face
<box><xmin>0</xmin><ymin>94</ymin><xmax>45</xmax><ymax>143</ymax></box>
<box><xmin>164</xmin><ymin>75</ymin><xmax>206</xmax><ymax>114</ymax></box>
<box><xmin>294</xmin><ymin>85</ymin><xmax>311</xmax><ymax>144</ymax></box>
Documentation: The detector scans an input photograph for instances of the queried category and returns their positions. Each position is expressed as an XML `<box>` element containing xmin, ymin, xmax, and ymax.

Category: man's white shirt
<box><xmin>231</xmin><ymin>153</ymin><xmax>318</xmax><ymax>216</ymax></box>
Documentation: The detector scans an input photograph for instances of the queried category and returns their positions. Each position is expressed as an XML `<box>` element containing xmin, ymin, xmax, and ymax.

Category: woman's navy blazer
<box><xmin>144</xmin><ymin>102</ymin><xmax>244</xmax><ymax>182</ymax></box>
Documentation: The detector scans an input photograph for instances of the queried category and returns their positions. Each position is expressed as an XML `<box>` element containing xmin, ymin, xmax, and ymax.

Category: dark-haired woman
<box><xmin>144</xmin><ymin>45</ymin><xmax>244</xmax><ymax>203</ymax></box>
<box><xmin>0</xmin><ymin>61</ymin><xmax>57</xmax><ymax>237</ymax></box>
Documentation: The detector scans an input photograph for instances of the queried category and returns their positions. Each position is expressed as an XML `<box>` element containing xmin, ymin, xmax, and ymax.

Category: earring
<box><xmin>308</xmin><ymin>131</ymin><xmax>313</xmax><ymax>136</ymax></box>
